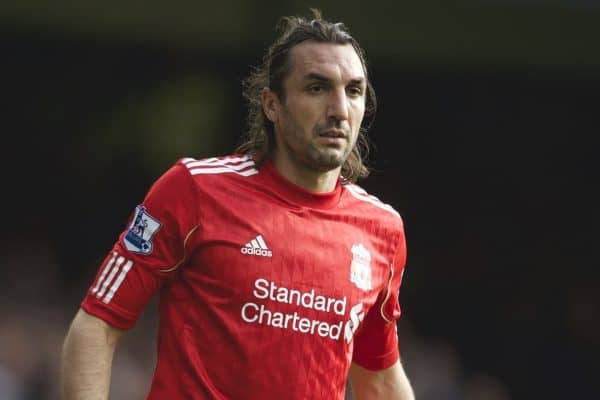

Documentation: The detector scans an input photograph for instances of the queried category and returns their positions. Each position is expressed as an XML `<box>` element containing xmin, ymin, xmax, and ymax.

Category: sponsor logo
<box><xmin>240</xmin><ymin>278</ymin><xmax>364</xmax><ymax>343</ymax></box>
<box><xmin>123</xmin><ymin>205</ymin><xmax>161</xmax><ymax>254</ymax></box>
<box><xmin>241</xmin><ymin>234</ymin><xmax>272</xmax><ymax>257</ymax></box>
<box><xmin>350</xmin><ymin>243</ymin><xmax>372</xmax><ymax>291</ymax></box>
<box><xmin>344</xmin><ymin>303</ymin><xmax>365</xmax><ymax>343</ymax></box>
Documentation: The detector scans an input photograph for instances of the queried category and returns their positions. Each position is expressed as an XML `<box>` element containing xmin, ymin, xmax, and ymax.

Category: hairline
<box><xmin>275</xmin><ymin>40</ymin><xmax>370</xmax><ymax>102</ymax></box>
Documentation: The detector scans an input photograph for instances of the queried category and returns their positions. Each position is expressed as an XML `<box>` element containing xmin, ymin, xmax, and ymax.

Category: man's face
<box><xmin>266</xmin><ymin>41</ymin><xmax>367</xmax><ymax>174</ymax></box>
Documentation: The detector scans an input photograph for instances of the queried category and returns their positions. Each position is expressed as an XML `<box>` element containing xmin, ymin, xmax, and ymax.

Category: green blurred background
<box><xmin>1</xmin><ymin>1</ymin><xmax>598</xmax><ymax>399</ymax></box>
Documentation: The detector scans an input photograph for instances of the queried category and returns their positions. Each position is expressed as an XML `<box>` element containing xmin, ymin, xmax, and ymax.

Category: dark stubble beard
<box><xmin>304</xmin><ymin>138</ymin><xmax>351</xmax><ymax>172</ymax></box>
<box><xmin>279</xmin><ymin>108</ymin><xmax>355</xmax><ymax>173</ymax></box>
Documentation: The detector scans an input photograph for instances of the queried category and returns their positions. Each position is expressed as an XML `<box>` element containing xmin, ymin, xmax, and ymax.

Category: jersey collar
<box><xmin>259</xmin><ymin>159</ymin><xmax>343</xmax><ymax>209</ymax></box>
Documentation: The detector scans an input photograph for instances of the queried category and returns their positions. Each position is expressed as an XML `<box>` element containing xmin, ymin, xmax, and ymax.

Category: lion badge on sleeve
<box><xmin>123</xmin><ymin>205</ymin><xmax>162</xmax><ymax>255</ymax></box>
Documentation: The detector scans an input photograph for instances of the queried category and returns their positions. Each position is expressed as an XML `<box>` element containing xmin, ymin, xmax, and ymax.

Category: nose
<box><xmin>327</xmin><ymin>88</ymin><xmax>349</xmax><ymax>122</ymax></box>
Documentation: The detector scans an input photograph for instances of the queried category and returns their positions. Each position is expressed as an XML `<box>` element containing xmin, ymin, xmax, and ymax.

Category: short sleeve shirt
<box><xmin>81</xmin><ymin>155</ymin><xmax>407</xmax><ymax>400</ymax></box>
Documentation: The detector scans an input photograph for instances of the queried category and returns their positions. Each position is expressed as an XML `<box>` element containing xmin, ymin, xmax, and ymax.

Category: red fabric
<box><xmin>81</xmin><ymin>155</ymin><xmax>407</xmax><ymax>400</ymax></box>
<box><xmin>352</xmin><ymin>237</ymin><xmax>406</xmax><ymax>370</ymax></box>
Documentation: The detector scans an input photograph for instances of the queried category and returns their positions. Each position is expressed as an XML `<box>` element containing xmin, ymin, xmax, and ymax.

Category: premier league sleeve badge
<box><xmin>123</xmin><ymin>205</ymin><xmax>162</xmax><ymax>255</ymax></box>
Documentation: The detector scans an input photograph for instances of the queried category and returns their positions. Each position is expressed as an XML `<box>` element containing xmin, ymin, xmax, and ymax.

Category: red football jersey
<box><xmin>81</xmin><ymin>154</ymin><xmax>407</xmax><ymax>400</ymax></box>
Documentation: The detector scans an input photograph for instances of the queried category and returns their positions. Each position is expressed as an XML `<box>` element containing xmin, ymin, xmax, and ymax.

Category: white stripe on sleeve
<box><xmin>96</xmin><ymin>256</ymin><xmax>125</xmax><ymax>298</ymax></box>
<box><xmin>91</xmin><ymin>252</ymin><xmax>117</xmax><ymax>294</ymax></box>
<box><xmin>102</xmin><ymin>259</ymin><xmax>133</xmax><ymax>304</ymax></box>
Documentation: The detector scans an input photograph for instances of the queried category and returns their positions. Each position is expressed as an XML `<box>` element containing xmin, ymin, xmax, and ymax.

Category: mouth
<box><xmin>318</xmin><ymin>129</ymin><xmax>347</xmax><ymax>139</ymax></box>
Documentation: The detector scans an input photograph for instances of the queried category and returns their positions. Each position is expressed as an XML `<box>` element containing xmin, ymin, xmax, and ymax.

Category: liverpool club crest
<box><xmin>350</xmin><ymin>243</ymin><xmax>372</xmax><ymax>291</ymax></box>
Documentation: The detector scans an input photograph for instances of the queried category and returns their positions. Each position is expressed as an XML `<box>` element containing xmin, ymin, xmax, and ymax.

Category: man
<box><xmin>62</xmin><ymin>9</ymin><xmax>415</xmax><ymax>400</ymax></box>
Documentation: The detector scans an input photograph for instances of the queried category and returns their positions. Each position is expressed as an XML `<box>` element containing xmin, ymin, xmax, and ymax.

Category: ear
<box><xmin>261</xmin><ymin>87</ymin><xmax>280</xmax><ymax>123</ymax></box>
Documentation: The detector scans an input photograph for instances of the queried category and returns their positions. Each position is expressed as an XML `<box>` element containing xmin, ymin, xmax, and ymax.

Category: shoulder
<box><xmin>178</xmin><ymin>154</ymin><xmax>259</xmax><ymax>178</ymax></box>
<box><xmin>342</xmin><ymin>183</ymin><xmax>404</xmax><ymax>229</ymax></box>
<box><xmin>144</xmin><ymin>154</ymin><xmax>258</xmax><ymax>204</ymax></box>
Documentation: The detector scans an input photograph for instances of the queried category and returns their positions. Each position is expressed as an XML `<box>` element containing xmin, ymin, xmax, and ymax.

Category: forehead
<box><xmin>286</xmin><ymin>41</ymin><xmax>366</xmax><ymax>82</ymax></box>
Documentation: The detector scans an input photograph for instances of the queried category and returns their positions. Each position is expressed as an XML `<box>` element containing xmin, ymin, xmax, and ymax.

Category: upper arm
<box><xmin>62</xmin><ymin>309</ymin><xmax>125</xmax><ymax>399</ymax></box>
<box><xmin>348</xmin><ymin>360</ymin><xmax>414</xmax><ymax>400</ymax></box>
<box><xmin>81</xmin><ymin>162</ymin><xmax>199</xmax><ymax>330</ymax></box>
<box><xmin>67</xmin><ymin>308</ymin><xmax>124</xmax><ymax>346</ymax></box>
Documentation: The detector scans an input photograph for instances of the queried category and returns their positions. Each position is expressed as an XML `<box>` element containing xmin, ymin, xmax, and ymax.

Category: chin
<box><xmin>309</xmin><ymin>152</ymin><xmax>346</xmax><ymax>172</ymax></box>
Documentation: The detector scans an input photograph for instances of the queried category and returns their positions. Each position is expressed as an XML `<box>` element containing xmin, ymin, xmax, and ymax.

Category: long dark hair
<box><xmin>236</xmin><ymin>9</ymin><xmax>377</xmax><ymax>183</ymax></box>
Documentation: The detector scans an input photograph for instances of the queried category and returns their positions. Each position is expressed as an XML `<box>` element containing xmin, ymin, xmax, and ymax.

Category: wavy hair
<box><xmin>236</xmin><ymin>9</ymin><xmax>377</xmax><ymax>183</ymax></box>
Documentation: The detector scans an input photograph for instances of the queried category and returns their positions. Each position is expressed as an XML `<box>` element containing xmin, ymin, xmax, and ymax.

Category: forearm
<box><xmin>61</xmin><ymin>309</ymin><xmax>123</xmax><ymax>400</ymax></box>
<box><xmin>349</xmin><ymin>360</ymin><xmax>415</xmax><ymax>400</ymax></box>
<box><xmin>383</xmin><ymin>362</ymin><xmax>414</xmax><ymax>400</ymax></box>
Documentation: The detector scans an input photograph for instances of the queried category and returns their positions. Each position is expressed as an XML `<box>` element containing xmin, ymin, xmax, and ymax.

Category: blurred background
<box><xmin>1</xmin><ymin>1</ymin><xmax>598</xmax><ymax>399</ymax></box>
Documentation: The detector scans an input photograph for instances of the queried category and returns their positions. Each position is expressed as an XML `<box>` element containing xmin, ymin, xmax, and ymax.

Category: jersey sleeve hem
<box><xmin>81</xmin><ymin>297</ymin><xmax>138</xmax><ymax>330</ymax></box>
<box><xmin>352</xmin><ymin>346</ymin><xmax>400</xmax><ymax>371</ymax></box>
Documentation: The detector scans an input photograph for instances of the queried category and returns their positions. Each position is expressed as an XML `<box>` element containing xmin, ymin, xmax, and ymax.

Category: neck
<box><xmin>271</xmin><ymin>152</ymin><xmax>341</xmax><ymax>193</ymax></box>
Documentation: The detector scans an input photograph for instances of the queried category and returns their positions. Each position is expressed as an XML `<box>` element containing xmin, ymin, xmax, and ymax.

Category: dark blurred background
<box><xmin>1</xmin><ymin>1</ymin><xmax>598</xmax><ymax>399</ymax></box>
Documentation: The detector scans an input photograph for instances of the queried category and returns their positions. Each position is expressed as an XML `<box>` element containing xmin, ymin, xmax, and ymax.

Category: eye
<box><xmin>347</xmin><ymin>86</ymin><xmax>364</xmax><ymax>97</ymax></box>
<box><xmin>308</xmin><ymin>84</ymin><xmax>323</xmax><ymax>93</ymax></box>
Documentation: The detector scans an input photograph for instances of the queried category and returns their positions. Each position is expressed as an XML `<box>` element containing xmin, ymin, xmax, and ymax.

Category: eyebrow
<box><xmin>302</xmin><ymin>72</ymin><xmax>366</xmax><ymax>86</ymax></box>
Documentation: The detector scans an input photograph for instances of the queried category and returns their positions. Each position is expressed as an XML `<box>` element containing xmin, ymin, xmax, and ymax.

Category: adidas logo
<box><xmin>241</xmin><ymin>234</ymin><xmax>272</xmax><ymax>257</ymax></box>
